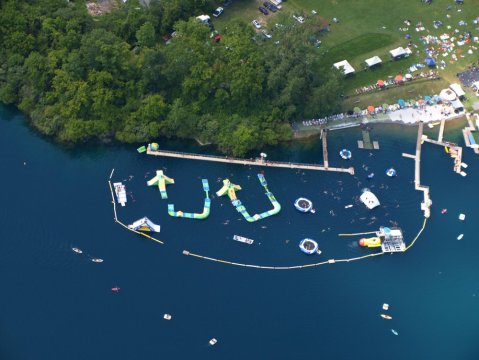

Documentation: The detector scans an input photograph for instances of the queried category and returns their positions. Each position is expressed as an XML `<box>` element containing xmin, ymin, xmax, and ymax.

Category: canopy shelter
<box><xmin>440</xmin><ymin>88</ymin><xmax>457</xmax><ymax>102</ymax></box>
<box><xmin>367</xmin><ymin>105</ymin><xmax>375</xmax><ymax>113</ymax></box>
<box><xmin>365</xmin><ymin>56</ymin><xmax>382</xmax><ymax>67</ymax></box>
<box><xmin>390</xmin><ymin>47</ymin><xmax>407</xmax><ymax>59</ymax></box>
<box><xmin>333</xmin><ymin>60</ymin><xmax>355</xmax><ymax>75</ymax></box>
<box><xmin>450</xmin><ymin>83</ymin><xmax>466</xmax><ymax>98</ymax></box>
<box><xmin>377</xmin><ymin>79</ymin><xmax>385</xmax><ymax>87</ymax></box>
<box><xmin>394</xmin><ymin>74</ymin><xmax>404</xmax><ymax>82</ymax></box>
<box><xmin>398</xmin><ymin>99</ymin><xmax>406</xmax><ymax>107</ymax></box>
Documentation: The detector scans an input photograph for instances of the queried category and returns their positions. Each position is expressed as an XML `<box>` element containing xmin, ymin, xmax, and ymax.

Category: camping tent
<box><xmin>365</xmin><ymin>56</ymin><xmax>382</xmax><ymax>67</ymax></box>
<box><xmin>425</xmin><ymin>57</ymin><xmax>436</xmax><ymax>67</ymax></box>
<box><xmin>390</xmin><ymin>47</ymin><xmax>407</xmax><ymax>59</ymax></box>
<box><xmin>449</xmin><ymin>83</ymin><xmax>465</xmax><ymax>98</ymax></box>
<box><xmin>333</xmin><ymin>60</ymin><xmax>355</xmax><ymax>75</ymax></box>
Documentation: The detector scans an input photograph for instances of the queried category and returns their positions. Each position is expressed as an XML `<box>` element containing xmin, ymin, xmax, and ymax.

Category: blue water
<box><xmin>1</xmin><ymin>105</ymin><xmax>479</xmax><ymax>359</ymax></box>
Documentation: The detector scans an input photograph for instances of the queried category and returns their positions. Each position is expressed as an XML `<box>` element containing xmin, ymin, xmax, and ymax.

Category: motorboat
<box><xmin>386</xmin><ymin>168</ymin><xmax>397</xmax><ymax>177</ymax></box>
<box><xmin>459</xmin><ymin>213</ymin><xmax>466</xmax><ymax>221</ymax></box>
<box><xmin>111</xmin><ymin>287</ymin><xmax>121</xmax><ymax>292</ymax></box>
<box><xmin>457</xmin><ymin>234</ymin><xmax>464</xmax><ymax>240</ymax></box>
<box><xmin>72</xmin><ymin>247</ymin><xmax>83</xmax><ymax>254</ymax></box>
<box><xmin>359</xmin><ymin>237</ymin><xmax>381</xmax><ymax>247</ymax></box>
<box><xmin>345</xmin><ymin>204</ymin><xmax>353</xmax><ymax>208</ymax></box>
<box><xmin>382</xmin><ymin>303</ymin><xmax>389</xmax><ymax>310</ymax></box>
<box><xmin>233</xmin><ymin>235</ymin><xmax>254</xmax><ymax>245</ymax></box>
<box><xmin>441</xmin><ymin>208</ymin><xmax>447</xmax><ymax>214</ymax></box>
<box><xmin>91</xmin><ymin>258</ymin><xmax>104</xmax><ymax>263</ymax></box>
<box><xmin>391</xmin><ymin>329</ymin><xmax>399</xmax><ymax>336</ymax></box>
<box><xmin>340</xmin><ymin>149</ymin><xmax>352</xmax><ymax>160</ymax></box>
<box><xmin>299</xmin><ymin>238</ymin><xmax>319</xmax><ymax>254</ymax></box>
<box><xmin>360</xmin><ymin>189</ymin><xmax>380</xmax><ymax>209</ymax></box>
<box><xmin>381</xmin><ymin>314</ymin><xmax>392</xmax><ymax>320</ymax></box>
<box><xmin>460</xmin><ymin>171</ymin><xmax>467</xmax><ymax>177</ymax></box>
<box><xmin>294</xmin><ymin>197</ymin><xmax>313</xmax><ymax>213</ymax></box>
<box><xmin>209</xmin><ymin>338</ymin><xmax>218</xmax><ymax>346</ymax></box>
<box><xmin>164</xmin><ymin>314</ymin><xmax>172</xmax><ymax>320</ymax></box>
<box><xmin>367</xmin><ymin>173</ymin><xmax>375</xmax><ymax>179</ymax></box>
<box><xmin>113</xmin><ymin>182</ymin><xmax>127</xmax><ymax>207</ymax></box>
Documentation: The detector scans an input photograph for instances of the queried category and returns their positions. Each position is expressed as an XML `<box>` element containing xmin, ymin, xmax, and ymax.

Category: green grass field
<box><xmin>212</xmin><ymin>0</ymin><xmax>479</xmax><ymax>110</ymax></box>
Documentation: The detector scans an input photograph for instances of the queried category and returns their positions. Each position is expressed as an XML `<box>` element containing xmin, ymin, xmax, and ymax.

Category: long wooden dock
<box><xmin>438</xmin><ymin>118</ymin><xmax>446</xmax><ymax>143</ymax></box>
<box><xmin>321</xmin><ymin>129</ymin><xmax>329</xmax><ymax>168</ymax></box>
<box><xmin>146</xmin><ymin>148</ymin><xmax>354</xmax><ymax>175</ymax></box>
<box><xmin>414</xmin><ymin>123</ymin><xmax>431</xmax><ymax>218</ymax></box>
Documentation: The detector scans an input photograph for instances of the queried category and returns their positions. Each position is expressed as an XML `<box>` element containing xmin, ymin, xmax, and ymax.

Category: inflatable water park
<box><xmin>168</xmin><ymin>179</ymin><xmax>211</xmax><ymax>219</ymax></box>
<box><xmin>294</xmin><ymin>197</ymin><xmax>313</xmax><ymax>213</ymax></box>
<box><xmin>216</xmin><ymin>173</ymin><xmax>281</xmax><ymax>222</ymax></box>
<box><xmin>128</xmin><ymin>217</ymin><xmax>161</xmax><ymax>232</ymax></box>
<box><xmin>299</xmin><ymin>238</ymin><xmax>320</xmax><ymax>255</ymax></box>
<box><xmin>147</xmin><ymin>170</ymin><xmax>174</xmax><ymax>199</ymax></box>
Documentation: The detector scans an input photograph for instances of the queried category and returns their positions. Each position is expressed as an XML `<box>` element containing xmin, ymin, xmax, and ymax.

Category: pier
<box><xmin>321</xmin><ymin>129</ymin><xmax>329</xmax><ymax>168</ymax></box>
<box><xmin>438</xmin><ymin>118</ymin><xmax>446</xmax><ymax>143</ymax></box>
<box><xmin>462</xmin><ymin>113</ymin><xmax>479</xmax><ymax>155</ymax></box>
<box><xmin>358</xmin><ymin>129</ymin><xmax>379</xmax><ymax>150</ymax></box>
<box><xmin>412</xmin><ymin>123</ymin><xmax>431</xmax><ymax>218</ymax></box>
<box><xmin>146</xmin><ymin>147</ymin><xmax>354</xmax><ymax>175</ymax></box>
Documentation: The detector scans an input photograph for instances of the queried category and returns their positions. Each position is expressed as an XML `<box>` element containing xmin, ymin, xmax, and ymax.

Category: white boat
<box><xmin>391</xmin><ymin>329</ymin><xmax>399</xmax><ymax>336</ymax></box>
<box><xmin>461</xmin><ymin>162</ymin><xmax>468</xmax><ymax>168</ymax></box>
<box><xmin>233</xmin><ymin>235</ymin><xmax>254</xmax><ymax>245</ymax></box>
<box><xmin>345</xmin><ymin>204</ymin><xmax>353</xmax><ymax>208</ymax></box>
<box><xmin>91</xmin><ymin>258</ymin><xmax>103</xmax><ymax>263</ymax></box>
<box><xmin>382</xmin><ymin>303</ymin><xmax>389</xmax><ymax>310</ymax></box>
<box><xmin>381</xmin><ymin>314</ymin><xmax>392</xmax><ymax>320</ymax></box>
<box><xmin>360</xmin><ymin>189</ymin><xmax>380</xmax><ymax>209</ymax></box>
<box><xmin>72</xmin><ymin>247</ymin><xmax>83</xmax><ymax>254</ymax></box>
<box><xmin>459</xmin><ymin>213</ymin><xmax>466</xmax><ymax>221</ymax></box>
<box><xmin>460</xmin><ymin>171</ymin><xmax>467</xmax><ymax>177</ymax></box>
<box><xmin>163</xmin><ymin>314</ymin><xmax>172</xmax><ymax>320</ymax></box>
<box><xmin>113</xmin><ymin>182</ymin><xmax>127</xmax><ymax>207</ymax></box>
<box><xmin>209</xmin><ymin>338</ymin><xmax>218</xmax><ymax>346</ymax></box>
<box><xmin>457</xmin><ymin>234</ymin><xmax>464</xmax><ymax>240</ymax></box>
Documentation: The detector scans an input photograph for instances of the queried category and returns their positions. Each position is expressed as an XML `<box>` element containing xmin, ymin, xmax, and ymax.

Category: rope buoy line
<box><xmin>108</xmin><ymin>180</ymin><xmax>164</xmax><ymax>245</ymax></box>
<box><xmin>183</xmin><ymin>218</ymin><xmax>428</xmax><ymax>270</ymax></box>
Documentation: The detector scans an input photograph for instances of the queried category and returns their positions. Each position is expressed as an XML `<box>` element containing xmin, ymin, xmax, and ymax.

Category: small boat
<box><xmin>359</xmin><ymin>237</ymin><xmax>381</xmax><ymax>248</ymax></box>
<box><xmin>457</xmin><ymin>234</ymin><xmax>464</xmax><ymax>240</ymax></box>
<box><xmin>209</xmin><ymin>338</ymin><xmax>218</xmax><ymax>346</ymax></box>
<box><xmin>299</xmin><ymin>238</ymin><xmax>319</xmax><ymax>254</ymax></box>
<box><xmin>367</xmin><ymin>173</ymin><xmax>375</xmax><ymax>179</ymax></box>
<box><xmin>360</xmin><ymin>189</ymin><xmax>380</xmax><ymax>209</ymax></box>
<box><xmin>72</xmin><ymin>247</ymin><xmax>83</xmax><ymax>254</ymax></box>
<box><xmin>113</xmin><ymin>182</ymin><xmax>127</xmax><ymax>207</ymax></box>
<box><xmin>340</xmin><ymin>149</ymin><xmax>352</xmax><ymax>160</ymax></box>
<box><xmin>163</xmin><ymin>314</ymin><xmax>172</xmax><ymax>320</ymax></box>
<box><xmin>382</xmin><ymin>303</ymin><xmax>389</xmax><ymax>310</ymax></box>
<box><xmin>316</xmin><ymin>249</ymin><xmax>322</xmax><ymax>255</ymax></box>
<box><xmin>459</xmin><ymin>213</ymin><xmax>466</xmax><ymax>221</ymax></box>
<box><xmin>391</xmin><ymin>329</ymin><xmax>399</xmax><ymax>336</ymax></box>
<box><xmin>345</xmin><ymin>204</ymin><xmax>353</xmax><ymax>209</ymax></box>
<box><xmin>111</xmin><ymin>287</ymin><xmax>121</xmax><ymax>292</ymax></box>
<box><xmin>294</xmin><ymin>197</ymin><xmax>313</xmax><ymax>213</ymax></box>
<box><xmin>441</xmin><ymin>208</ymin><xmax>447</xmax><ymax>214</ymax></box>
<box><xmin>310</xmin><ymin>209</ymin><xmax>316</xmax><ymax>214</ymax></box>
<box><xmin>381</xmin><ymin>314</ymin><xmax>392</xmax><ymax>320</ymax></box>
<box><xmin>460</xmin><ymin>171</ymin><xmax>467</xmax><ymax>177</ymax></box>
<box><xmin>233</xmin><ymin>234</ymin><xmax>254</xmax><ymax>245</ymax></box>
<box><xmin>461</xmin><ymin>162</ymin><xmax>468</xmax><ymax>168</ymax></box>
<box><xmin>91</xmin><ymin>258</ymin><xmax>103</xmax><ymax>263</ymax></box>
<box><xmin>386</xmin><ymin>168</ymin><xmax>397</xmax><ymax>177</ymax></box>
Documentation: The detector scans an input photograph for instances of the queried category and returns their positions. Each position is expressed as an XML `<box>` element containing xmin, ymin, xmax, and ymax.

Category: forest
<box><xmin>0</xmin><ymin>0</ymin><xmax>343</xmax><ymax>155</ymax></box>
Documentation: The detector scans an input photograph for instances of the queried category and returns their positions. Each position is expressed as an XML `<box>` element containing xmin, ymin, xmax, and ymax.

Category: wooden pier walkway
<box><xmin>438</xmin><ymin>118</ymin><xmax>446</xmax><ymax>143</ymax></box>
<box><xmin>321</xmin><ymin>129</ymin><xmax>329</xmax><ymax>168</ymax></box>
<box><xmin>413</xmin><ymin>123</ymin><xmax>431</xmax><ymax>218</ymax></box>
<box><xmin>358</xmin><ymin>130</ymin><xmax>379</xmax><ymax>150</ymax></box>
<box><xmin>146</xmin><ymin>148</ymin><xmax>354</xmax><ymax>175</ymax></box>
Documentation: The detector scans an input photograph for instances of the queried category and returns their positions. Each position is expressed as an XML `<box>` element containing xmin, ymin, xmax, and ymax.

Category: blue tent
<box><xmin>425</xmin><ymin>57</ymin><xmax>436</xmax><ymax>67</ymax></box>
<box><xmin>398</xmin><ymin>99</ymin><xmax>406</xmax><ymax>107</ymax></box>
<box><xmin>424</xmin><ymin>95</ymin><xmax>432</xmax><ymax>103</ymax></box>
<box><xmin>433</xmin><ymin>95</ymin><xmax>441</xmax><ymax>103</ymax></box>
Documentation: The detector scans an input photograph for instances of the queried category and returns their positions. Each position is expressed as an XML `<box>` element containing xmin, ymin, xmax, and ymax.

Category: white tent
<box><xmin>390</xmin><ymin>47</ymin><xmax>407</xmax><ymax>58</ymax></box>
<box><xmin>451</xmin><ymin>99</ymin><xmax>464</xmax><ymax>111</ymax></box>
<box><xmin>440</xmin><ymin>88</ymin><xmax>456</xmax><ymax>102</ymax></box>
<box><xmin>333</xmin><ymin>60</ymin><xmax>355</xmax><ymax>75</ymax></box>
<box><xmin>449</xmin><ymin>83</ymin><xmax>465</xmax><ymax>98</ymax></box>
<box><xmin>365</xmin><ymin>56</ymin><xmax>382</xmax><ymax>67</ymax></box>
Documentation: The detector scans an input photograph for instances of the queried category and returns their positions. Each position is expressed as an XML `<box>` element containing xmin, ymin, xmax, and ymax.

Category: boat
<box><xmin>310</xmin><ymin>209</ymin><xmax>316</xmax><ymax>214</ymax></box>
<box><xmin>316</xmin><ymin>249</ymin><xmax>322</xmax><ymax>255</ymax></box>
<box><xmin>457</xmin><ymin>234</ymin><xmax>464</xmax><ymax>240</ymax></box>
<box><xmin>209</xmin><ymin>338</ymin><xmax>218</xmax><ymax>346</ymax></box>
<box><xmin>359</xmin><ymin>237</ymin><xmax>381</xmax><ymax>248</ymax></box>
<box><xmin>461</xmin><ymin>162</ymin><xmax>468</xmax><ymax>168</ymax></box>
<box><xmin>367</xmin><ymin>173</ymin><xmax>375</xmax><ymax>179</ymax></box>
<box><xmin>233</xmin><ymin>234</ymin><xmax>254</xmax><ymax>245</ymax></box>
<box><xmin>441</xmin><ymin>208</ymin><xmax>447</xmax><ymax>214</ymax></box>
<box><xmin>381</xmin><ymin>314</ymin><xmax>392</xmax><ymax>320</ymax></box>
<box><xmin>294</xmin><ymin>197</ymin><xmax>313</xmax><ymax>213</ymax></box>
<box><xmin>164</xmin><ymin>314</ymin><xmax>172</xmax><ymax>320</ymax></box>
<box><xmin>460</xmin><ymin>171</ymin><xmax>467</xmax><ymax>177</ymax></box>
<box><xmin>391</xmin><ymin>329</ymin><xmax>399</xmax><ymax>336</ymax></box>
<box><xmin>113</xmin><ymin>182</ymin><xmax>127</xmax><ymax>207</ymax></box>
<box><xmin>345</xmin><ymin>204</ymin><xmax>353</xmax><ymax>208</ymax></box>
<box><xmin>340</xmin><ymin>149</ymin><xmax>352</xmax><ymax>160</ymax></box>
<box><xmin>299</xmin><ymin>238</ymin><xmax>319</xmax><ymax>254</ymax></box>
<box><xmin>91</xmin><ymin>258</ymin><xmax>103</xmax><ymax>263</ymax></box>
<box><xmin>360</xmin><ymin>189</ymin><xmax>380</xmax><ymax>209</ymax></box>
<box><xmin>382</xmin><ymin>303</ymin><xmax>389</xmax><ymax>310</ymax></box>
<box><xmin>111</xmin><ymin>287</ymin><xmax>121</xmax><ymax>292</ymax></box>
<box><xmin>72</xmin><ymin>247</ymin><xmax>83</xmax><ymax>254</ymax></box>
<box><xmin>386</xmin><ymin>168</ymin><xmax>397</xmax><ymax>177</ymax></box>
<box><xmin>459</xmin><ymin>213</ymin><xmax>466</xmax><ymax>221</ymax></box>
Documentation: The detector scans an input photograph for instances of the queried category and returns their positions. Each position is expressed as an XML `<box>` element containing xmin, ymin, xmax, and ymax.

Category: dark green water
<box><xmin>1</xmin><ymin>104</ymin><xmax>478</xmax><ymax>359</ymax></box>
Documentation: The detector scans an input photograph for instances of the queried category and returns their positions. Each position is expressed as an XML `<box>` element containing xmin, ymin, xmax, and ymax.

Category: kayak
<box><xmin>72</xmin><ymin>247</ymin><xmax>83</xmax><ymax>254</ymax></box>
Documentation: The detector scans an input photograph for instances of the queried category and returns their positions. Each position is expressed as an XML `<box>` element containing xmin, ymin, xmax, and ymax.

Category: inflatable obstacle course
<box><xmin>147</xmin><ymin>170</ymin><xmax>174</xmax><ymax>199</ymax></box>
<box><xmin>128</xmin><ymin>217</ymin><xmax>161</xmax><ymax>232</ymax></box>
<box><xmin>168</xmin><ymin>179</ymin><xmax>211</xmax><ymax>219</ymax></box>
<box><xmin>216</xmin><ymin>174</ymin><xmax>281</xmax><ymax>222</ymax></box>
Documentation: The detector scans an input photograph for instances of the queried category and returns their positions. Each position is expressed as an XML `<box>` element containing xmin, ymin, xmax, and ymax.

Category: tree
<box><xmin>136</xmin><ymin>22</ymin><xmax>156</xmax><ymax>48</ymax></box>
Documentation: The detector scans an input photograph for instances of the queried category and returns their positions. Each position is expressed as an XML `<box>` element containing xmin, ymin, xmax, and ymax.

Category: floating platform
<box><xmin>128</xmin><ymin>217</ymin><xmax>161</xmax><ymax>232</ymax></box>
<box><xmin>233</xmin><ymin>235</ymin><xmax>254</xmax><ymax>244</ymax></box>
<box><xmin>168</xmin><ymin>179</ymin><xmax>211</xmax><ymax>219</ymax></box>
<box><xmin>113</xmin><ymin>182</ymin><xmax>127</xmax><ymax>207</ymax></box>
<box><xmin>358</xmin><ymin>130</ymin><xmax>379</xmax><ymax>150</ymax></box>
<box><xmin>147</xmin><ymin>170</ymin><xmax>174</xmax><ymax>199</ymax></box>
<box><xmin>378</xmin><ymin>227</ymin><xmax>405</xmax><ymax>253</ymax></box>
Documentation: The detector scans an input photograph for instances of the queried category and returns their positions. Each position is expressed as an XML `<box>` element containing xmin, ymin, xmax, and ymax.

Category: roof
<box><xmin>333</xmin><ymin>60</ymin><xmax>355</xmax><ymax>75</ymax></box>
<box><xmin>365</xmin><ymin>56</ymin><xmax>382</xmax><ymax>67</ymax></box>
<box><xmin>451</xmin><ymin>99</ymin><xmax>464</xmax><ymax>109</ymax></box>
<box><xmin>450</xmin><ymin>83</ymin><xmax>466</xmax><ymax>97</ymax></box>
<box><xmin>389</xmin><ymin>47</ymin><xmax>407</xmax><ymax>58</ymax></box>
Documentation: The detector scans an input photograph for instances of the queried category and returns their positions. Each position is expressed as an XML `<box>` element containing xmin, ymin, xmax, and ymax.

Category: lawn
<box><xmin>211</xmin><ymin>0</ymin><xmax>479</xmax><ymax>109</ymax></box>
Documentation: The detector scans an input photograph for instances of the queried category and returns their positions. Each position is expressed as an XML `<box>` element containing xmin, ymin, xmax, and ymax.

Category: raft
<box><xmin>386</xmin><ymin>168</ymin><xmax>397</xmax><ymax>177</ymax></box>
<box><xmin>294</xmin><ymin>197</ymin><xmax>313</xmax><ymax>213</ymax></box>
<box><xmin>340</xmin><ymin>149</ymin><xmax>352</xmax><ymax>160</ymax></box>
<box><xmin>359</xmin><ymin>236</ymin><xmax>381</xmax><ymax>248</ymax></box>
<box><xmin>168</xmin><ymin>179</ymin><xmax>211</xmax><ymax>219</ymax></box>
<box><xmin>299</xmin><ymin>238</ymin><xmax>319</xmax><ymax>254</ymax></box>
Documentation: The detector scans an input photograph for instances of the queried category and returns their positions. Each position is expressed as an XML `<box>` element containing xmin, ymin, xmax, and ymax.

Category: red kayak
<box><xmin>111</xmin><ymin>287</ymin><xmax>121</xmax><ymax>292</ymax></box>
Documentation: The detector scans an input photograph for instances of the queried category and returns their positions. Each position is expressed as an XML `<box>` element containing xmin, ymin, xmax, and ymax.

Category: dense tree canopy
<box><xmin>0</xmin><ymin>0</ymin><xmax>343</xmax><ymax>156</ymax></box>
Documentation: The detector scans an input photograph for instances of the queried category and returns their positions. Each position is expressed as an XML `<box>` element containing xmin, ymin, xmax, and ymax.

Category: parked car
<box><xmin>262</xmin><ymin>29</ymin><xmax>272</xmax><ymax>39</ymax></box>
<box><xmin>258</xmin><ymin>6</ymin><xmax>269</xmax><ymax>15</ymax></box>
<box><xmin>252</xmin><ymin>20</ymin><xmax>262</xmax><ymax>29</ymax></box>
<box><xmin>263</xmin><ymin>2</ymin><xmax>278</xmax><ymax>12</ymax></box>
<box><xmin>213</xmin><ymin>7</ymin><xmax>224</xmax><ymax>17</ymax></box>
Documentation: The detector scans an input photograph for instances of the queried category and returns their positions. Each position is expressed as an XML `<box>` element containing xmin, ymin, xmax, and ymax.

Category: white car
<box><xmin>262</xmin><ymin>29</ymin><xmax>272</xmax><ymax>39</ymax></box>
<box><xmin>293</xmin><ymin>15</ymin><xmax>305</xmax><ymax>24</ymax></box>
<box><xmin>252</xmin><ymin>20</ymin><xmax>262</xmax><ymax>29</ymax></box>
<box><xmin>213</xmin><ymin>7</ymin><xmax>224</xmax><ymax>17</ymax></box>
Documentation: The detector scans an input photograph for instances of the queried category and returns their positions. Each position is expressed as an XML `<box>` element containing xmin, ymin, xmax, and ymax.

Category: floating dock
<box><xmin>321</xmin><ymin>129</ymin><xmax>329</xmax><ymax>168</ymax></box>
<box><xmin>147</xmin><ymin>170</ymin><xmax>174</xmax><ymax>199</ymax></box>
<box><xmin>146</xmin><ymin>146</ymin><xmax>354</xmax><ymax>175</ymax></box>
<box><xmin>168</xmin><ymin>179</ymin><xmax>211</xmax><ymax>219</ymax></box>
<box><xmin>358</xmin><ymin>129</ymin><xmax>379</xmax><ymax>150</ymax></box>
